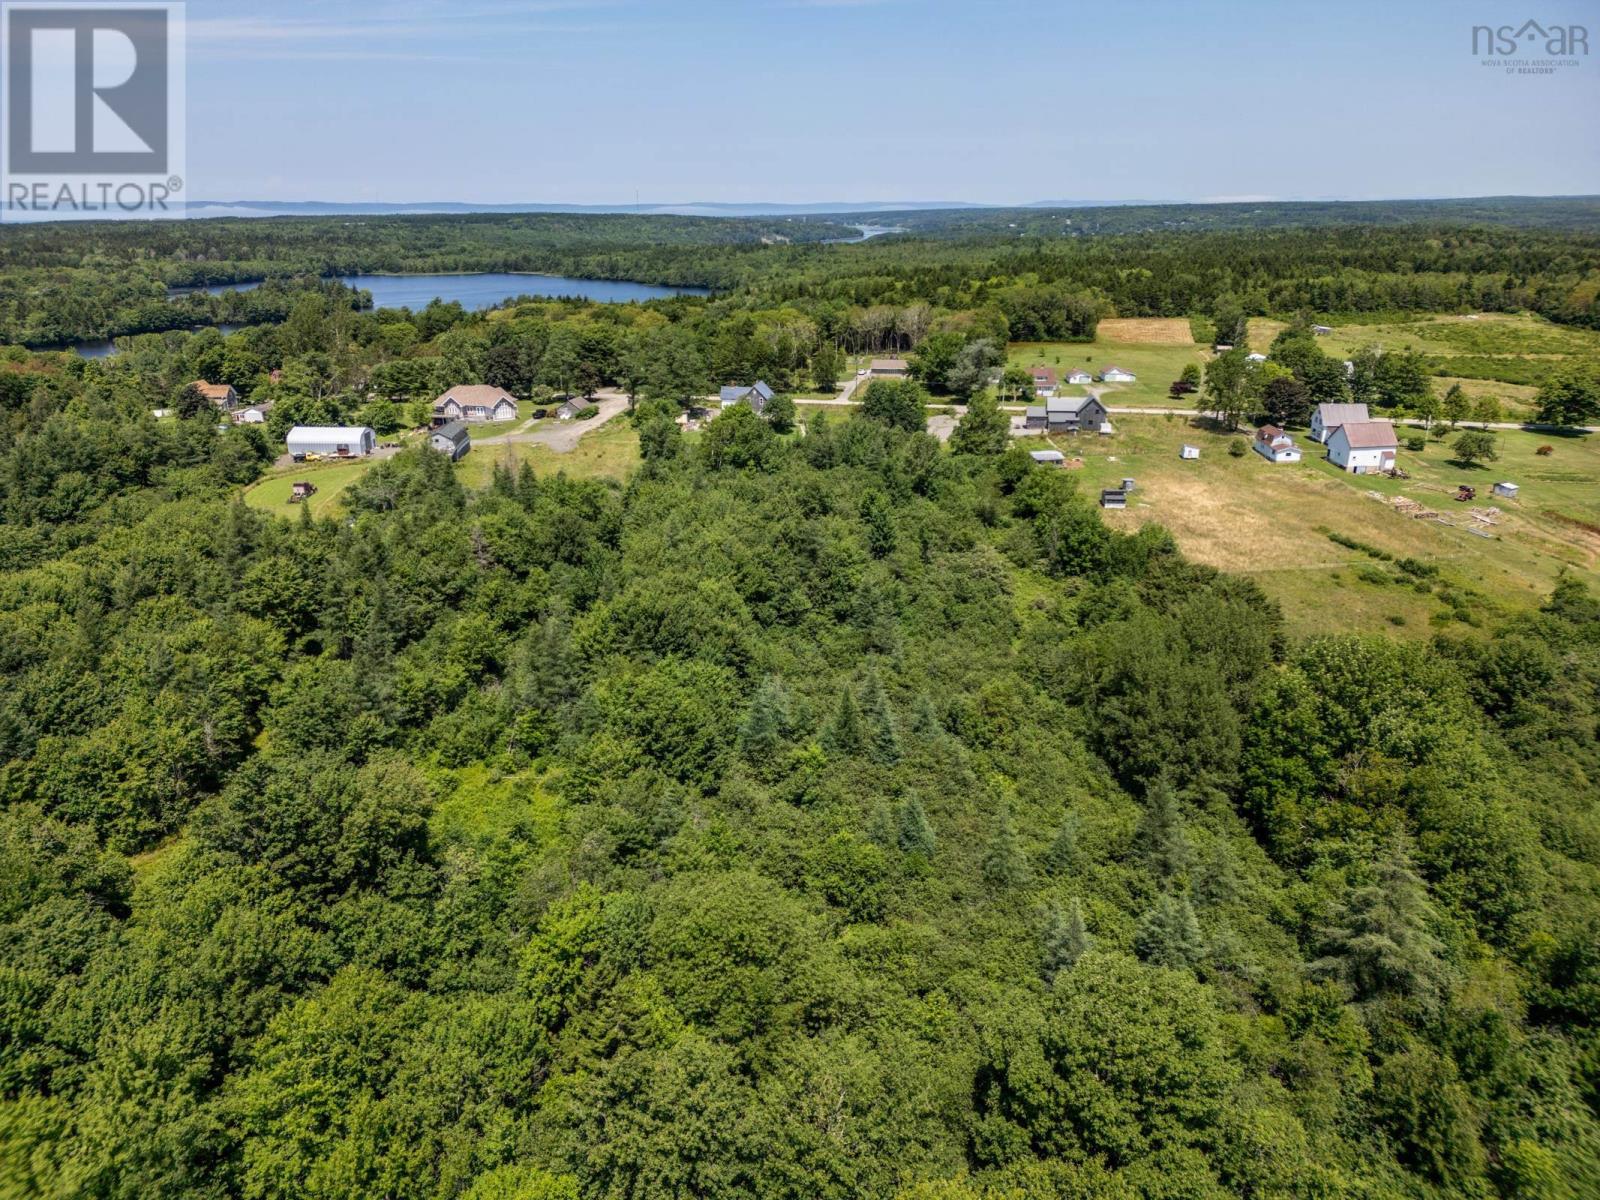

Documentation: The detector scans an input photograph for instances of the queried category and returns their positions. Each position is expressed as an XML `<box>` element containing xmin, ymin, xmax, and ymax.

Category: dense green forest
<box><xmin>3</xmin><ymin>284</ymin><xmax>1600</xmax><ymax>1198</ymax></box>
<box><xmin>1</xmin><ymin>207</ymin><xmax>1600</xmax><ymax>1198</ymax></box>
<box><xmin>4</xmin><ymin>198</ymin><xmax>1600</xmax><ymax>346</ymax></box>
<box><xmin>854</xmin><ymin>196</ymin><xmax>1600</xmax><ymax>237</ymax></box>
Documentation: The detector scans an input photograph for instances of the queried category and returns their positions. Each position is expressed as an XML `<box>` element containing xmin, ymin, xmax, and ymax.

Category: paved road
<box><xmin>474</xmin><ymin>391</ymin><xmax>632</xmax><ymax>451</ymax></box>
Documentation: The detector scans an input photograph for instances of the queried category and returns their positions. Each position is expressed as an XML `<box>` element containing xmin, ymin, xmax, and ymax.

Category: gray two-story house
<box><xmin>1045</xmin><ymin>395</ymin><xmax>1108</xmax><ymax>433</ymax></box>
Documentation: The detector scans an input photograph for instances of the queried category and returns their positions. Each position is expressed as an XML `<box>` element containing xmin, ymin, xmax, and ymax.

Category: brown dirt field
<box><xmin>1099</xmin><ymin>470</ymin><xmax>1355</xmax><ymax>574</ymax></box>
<box><xmin>1098</xmin><ymin>318</ymin><xmax>1196</xmax><ymax>346</ymax></box>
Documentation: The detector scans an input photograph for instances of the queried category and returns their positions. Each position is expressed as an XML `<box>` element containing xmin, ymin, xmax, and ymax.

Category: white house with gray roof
<box><xmin>1310</xmin><ymin>402</ymin><xmax>1370</xmax><ymax>444</ymax></box>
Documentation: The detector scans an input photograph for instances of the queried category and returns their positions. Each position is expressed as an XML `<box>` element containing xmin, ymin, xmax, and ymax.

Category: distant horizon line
<box><xmin>178</xmin><ymin>193</ymin><xmax>1600</xmax><ymax>217</ymax></box>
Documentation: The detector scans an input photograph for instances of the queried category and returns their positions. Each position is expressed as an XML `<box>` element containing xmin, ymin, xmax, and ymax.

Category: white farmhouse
<box><xmin>1253</xmin><ymin>425</ymin><xmax>1302</xmax><ymax>463</ymax></box>
<box><xmin>1310</xmin><ymin>402</ymin><xmax>1370</xmax><ymax>444</ymax></box>
<box><xmin>1325</xmin><ymin>420</ymin><xmax>1398</xmax><ymax>474</ymax></box>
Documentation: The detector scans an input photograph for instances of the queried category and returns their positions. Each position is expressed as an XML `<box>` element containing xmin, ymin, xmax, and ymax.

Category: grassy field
<box><xmin>1008</xmin><ymin>322</ymin><xmax>1208</xmax><ymax>408</ymax></box>
<box><xmin>453</xmin><ymin>419</ymin><xmax>640</xmax><ymax>488</ymax></box>
<box><xmin>1247</xmin><ymin>313</ymin><xmax>1599</xmax><ymax>412</ymax></box>
<box><xmin>1034</xmin><ymin>415</ymin><xmax>1600</xmax><ymax>637</ymax></box>
<box><xmin>242</xmin><ymin>459</ymin><xmax>377</xmax><ymax>518</ymax></box>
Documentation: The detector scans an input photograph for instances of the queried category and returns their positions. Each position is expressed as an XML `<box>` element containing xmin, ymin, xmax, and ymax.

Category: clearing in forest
<box><xmin>1097</xmin><ymin>318</ymin><xmax>1198</xmax><ymax>345</ymax></box>
<box><xmin>1071</xmin><ymin>415</ymin><xmax>1600</xmax><ymax>636</ymax></box>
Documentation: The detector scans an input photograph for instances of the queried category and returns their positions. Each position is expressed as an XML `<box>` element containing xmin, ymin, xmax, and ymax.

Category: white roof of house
<box><xmin>286</xmin><ymin>425</ymin><xmax>373</xmax><ymax>440</ymax></box>
<box><xmin>1030</xmin><ymin>450</ymin><xmax>1066</xmax><ymax>462</ymax></box>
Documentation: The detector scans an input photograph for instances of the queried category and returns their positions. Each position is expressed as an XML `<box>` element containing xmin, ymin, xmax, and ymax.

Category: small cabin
<box><xmin>1030</xmin><ymin>449</ymin><xmax>1066</xmax><ymax>467</ymax></box>
<box><xmin>1100</xmin><ymin>489</ymin><xmax>1128</xmax><ymax>510</ymax></box>
<box><xmin>1492</xmin><ymin>481</ymin><xmax>1520</xmax><ymax>499</ymax></box>
<box><xmin>289</xmin><ymin>481</ymin><xmax>317</xmax><ymax>502</ymax></box>
<box><xmin>1254</xmin><ymin>425</ymin><xmax>1302</xmax><ymax>464</ymax></box>
<box><xmin>1180</xmin><ymin>444</ymin><xmax>1200</xmax><ymax>460</ymax></box>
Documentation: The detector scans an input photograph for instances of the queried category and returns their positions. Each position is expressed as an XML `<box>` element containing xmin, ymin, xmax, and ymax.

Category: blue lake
<box><xmin>336</xmin><ymin>272</ymin><xmax>709</xmax><ymax>311</ymax></box>
<box><xmin>65</xmin><ymin>272</ymin><xmax>709</xmax><ymax>356</ymax></box>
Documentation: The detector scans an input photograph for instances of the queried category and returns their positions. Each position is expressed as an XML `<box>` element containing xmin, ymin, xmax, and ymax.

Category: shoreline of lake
<box><xmin>47</xmin><ymin>271</ymin><xmax>712</xmax><ymax>357</ymax></box>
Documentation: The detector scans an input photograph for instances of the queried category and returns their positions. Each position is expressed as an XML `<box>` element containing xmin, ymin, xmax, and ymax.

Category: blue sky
<box><xmin>185</xmin><ymin>0</ymin><xmax>1600</xmax><ymax>204</ymax></box>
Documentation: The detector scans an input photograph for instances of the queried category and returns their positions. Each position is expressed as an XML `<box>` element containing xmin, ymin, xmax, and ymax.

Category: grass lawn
<box><xmin>1008</xmin><ymin>328</ymin><xmax>1209</xmax><ymax>409</ymax></box>
<box><xmin>464</xmin><ymin>417</ymin><xmax>529</xmax><ymax>439</ymax></box>
<box><xmin>1039</xmin><ymin>415</ymin><xmax>1600</xmax><ymax>638</ymax></box>
<box><xmin>453</xmin><ymin>418</ymin><xmax>640</xmax><ymax>488</ymax></box>
<box><xmin>242</xmin><ymin>459</ymin><xmax>376</xmax><ymax>519</ymax></box>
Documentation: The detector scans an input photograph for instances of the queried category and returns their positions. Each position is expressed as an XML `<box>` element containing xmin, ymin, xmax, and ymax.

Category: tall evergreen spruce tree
<box><xmin>896</xmin><ymin>796</ymin><xmax>936</xmax><ymax>857</ymax></box>
<box><xmin>1138</xmin><ymin>777</ymin><xmax>1193</xmax><ymax>883</ymax></box>
<box><xmin>910</xmin><ymin>693</ymin><xmax>944</xmax><ymax>739</ymax></box>
<box><xmin>821</xmin><ymin>687</ymin><xmax>866</xmax><ymax>758</ymax></box>
<box><xmin>738</xmin><ymin>677</ymin><xmax>789</xmax><ymax>766</ymax></box>
<box><xmin>1313</xmin><ymin>831</ymin><xmax>1448</xmax><ymax>1007</ymax></box>
<box><xmin>983</xmin><ymin>804</ymin><xmax>1031</xmax><ymax>888</ymax></box>
<box><xmin>1136</xmin><ymin>893</ymin><xmax>1206</xmax><ymax>970</ymax></box>
<box><xmin>1041</xmin><ymin>898</ymin><xmax>1093</xmax><ymax>981</ymax></box>
<box><xmin>1044</xmin><ymin>811</ymin><xmax>1082</xmax><ymax>876</ymax></box>
<box><xmin>860</xmin><ymin>671</ymin><xmax>902</xmax><ymax>765</ymax></box>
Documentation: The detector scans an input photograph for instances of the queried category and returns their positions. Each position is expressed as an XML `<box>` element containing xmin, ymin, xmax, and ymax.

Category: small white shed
<box><xmin>1180</xmin><ymin>444</ymin><xmax>1200</xmax><ymax>460</ymax></box>
<box><xmin>1492</xmin><ymin>481</ymin><xmax>1520</xmax><ymax>499</ymax></box>
<box><xmin>1030</xmin><ymin>450</ymin><xmax>1066</xmax><ymax>466</ymax></box>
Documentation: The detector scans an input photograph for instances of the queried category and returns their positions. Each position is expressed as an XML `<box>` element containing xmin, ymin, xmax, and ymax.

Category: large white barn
<box><xmin>1326</xmin><ymin>420</ymin><xmax>1398</xmax><ymax>474</ymax></box>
